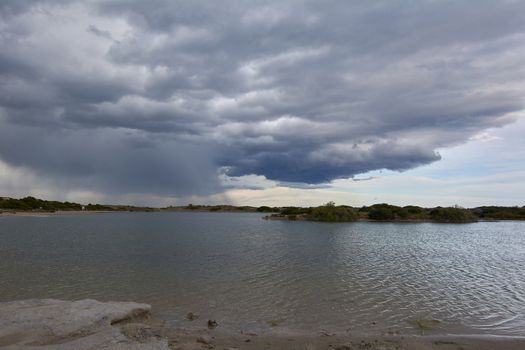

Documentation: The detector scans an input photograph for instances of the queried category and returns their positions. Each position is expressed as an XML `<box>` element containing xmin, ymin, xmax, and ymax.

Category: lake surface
<box><xmin>1</xmin><ymin>212</ymin><xmax>524</xmax><ymax>336</ymax></box>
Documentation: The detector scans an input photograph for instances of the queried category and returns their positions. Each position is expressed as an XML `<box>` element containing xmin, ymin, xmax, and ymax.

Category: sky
<box><xmin>0</xmin><ymin>0</ymin><xmax>524</xmax><ymax>207</ymax></box>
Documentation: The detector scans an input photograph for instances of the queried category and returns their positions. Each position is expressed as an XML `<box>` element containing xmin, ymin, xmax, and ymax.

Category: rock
<box><xmin>207</xmin><ymin>319</ymin><xmax>218</xmax><ymax>329</ymax></box>
<box><xmin>0</xmin><ymin>299</ymin><xmax>170</xmax><ymax>349</ymax></box>
<box><xmin>186</xmin><ymin>312</ymin><xmax>199</xmax><ymax>321</ymax></box>
<box><xmin>196</xmin><ymin>335</ymin><xmax>213</xmax><ymax>344</ymax></box>
<box><xmin>320</xmin><ymin>331</ymin><xmax>335</xmax><ymax>337</ymax></box>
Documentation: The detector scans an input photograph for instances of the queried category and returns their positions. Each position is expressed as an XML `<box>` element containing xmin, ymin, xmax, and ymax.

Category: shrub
<box><xmin>309</xmin><ymin>205</ymin><xmax>358</xmax><ymax>222</ymax></box>
<box><xmin>368</xmin><ymin>207</ymin><xmax>395</xmax><ymax>220</ymax></box>
<box><xmin>429</xmin><ymin>207</ymin><xmax>477</xmax><ymax>223</ymax></box>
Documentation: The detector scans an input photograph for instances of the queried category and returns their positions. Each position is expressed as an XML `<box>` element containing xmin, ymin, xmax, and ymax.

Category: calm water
<box><xmin>1</xmin><ymin>212</ymin><xmax>524</xmax><ymax>336</ymax></box>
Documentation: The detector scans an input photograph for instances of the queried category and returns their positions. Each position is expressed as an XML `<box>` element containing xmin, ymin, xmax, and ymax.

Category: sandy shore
<box><xmin>1</xmin><ymin>299</ymin><xmax>524</xmax><ymax>350</ymax></box>
<box><xmin>146</xmin><ymin>327</ymin><xmax>525</xmax><ymax>350</ymax></box>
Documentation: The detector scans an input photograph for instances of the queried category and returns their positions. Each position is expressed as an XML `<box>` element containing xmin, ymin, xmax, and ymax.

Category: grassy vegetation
<box><xmin>408</xmin><ymin>319</ymin><xmax>442</xmax><ymax>332</ymax></box>
<box><xmin>267</xmin><ymin>318</ymin><xmax>287</xmax><ymax>327</ymax></box>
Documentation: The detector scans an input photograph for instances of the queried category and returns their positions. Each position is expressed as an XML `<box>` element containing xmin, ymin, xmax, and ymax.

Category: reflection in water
<box><xmin>0</xmin><ymin>212</ymin><xmax>524</xmax><ymax>336</ymax></box>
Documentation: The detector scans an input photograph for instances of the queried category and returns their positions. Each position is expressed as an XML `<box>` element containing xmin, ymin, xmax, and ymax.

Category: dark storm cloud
<box><xmin>0</xmin><ymin>0</ymin><xmax>524</xmax><ymax>195</ymax></box>
<box><xmin>0</xmin><ymin>124</ymin><xmax>221</xmax><ymax>196</ymax></box>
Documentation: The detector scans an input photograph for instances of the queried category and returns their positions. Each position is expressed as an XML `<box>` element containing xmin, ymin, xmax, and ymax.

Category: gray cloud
<box><xmin>0</xmin><ymin>0</ymin><xmax>524</xmax><ymax>197</ymax></box>
<box><xmin>0</xmin><ymin>124</ymin><xmax>221</xmax><ymax>196</ymax></box>
<box><xmin>86</xmin><ymin>24</ymin><xmax>114</xmax><ymax>41</ymax></box>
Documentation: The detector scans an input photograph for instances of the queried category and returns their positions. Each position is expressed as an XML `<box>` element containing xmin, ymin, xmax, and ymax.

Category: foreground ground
<box><xmin>1</xmin><ymin>299</ymin><xmax>524</xmax><ymax>350</ymax></box>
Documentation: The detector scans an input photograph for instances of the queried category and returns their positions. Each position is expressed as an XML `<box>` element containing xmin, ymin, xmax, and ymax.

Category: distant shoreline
<box><xmin>2</xmin><ymin>195</ymin><xmax>524</xmax><ymax>221</ymax></box>
<box><xmin>0</xmin><ymin>209</ymin><xmax>267</xmax><ymax>217</ymax></box>
<box><xmin>263</xmin><ymin>214</ymin><xmax>511</xmax><ymax>223</ymax></box>
<box><xmin>0</xmin><ymin>209</ymin><xmax>520</xmax><ymax>223</ymax></box>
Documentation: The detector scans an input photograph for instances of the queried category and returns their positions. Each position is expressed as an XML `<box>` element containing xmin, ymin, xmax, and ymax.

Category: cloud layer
<box><xmin>1</xmin><ymin>0</ymin><xmax>524</xmax><ymax>197</ymax></box>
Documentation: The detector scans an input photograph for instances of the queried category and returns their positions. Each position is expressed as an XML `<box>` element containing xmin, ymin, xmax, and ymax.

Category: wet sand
<box><xmin>126</xmin><ymin>320</ymin><xmax>525</xmax><ymax>350</ymax></box>
<box><xmin>3</xmin><ymin>299</ymin><xmax>524</xmax><ymax>349</ymax></box>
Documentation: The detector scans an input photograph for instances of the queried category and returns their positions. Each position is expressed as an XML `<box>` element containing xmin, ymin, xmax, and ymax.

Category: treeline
<box><xmin>0</xmin><ymin>196</ymin><xmax>152</xmax><ymax>212</ymax></box>
<box><xmin>2</xmin><ymin>196</ymin><xmax>524</xmax><ymax>222</ymax></box>
<box><xmin>473</xmin><ymin>206</ymin><xmax>525</xmax><ymax>220</ymax></box>
<box><xmin>164</xmin><ymin>204</ymin><xmax>279</xmax><ymax>212</ymax></box>
<box><xmin>271</xmin><ymin>202</ymin><xmax>525</xmax><ymax>223</ymax></box>
<box><xmin>0</xmin><ymin>196</ymin><xmax>82</xmax><ymax>211</ymax></box>
<box><xmin>0</xmin><ymin>196</ymin><xmax>279</xmax><ymax>213</ymax></box>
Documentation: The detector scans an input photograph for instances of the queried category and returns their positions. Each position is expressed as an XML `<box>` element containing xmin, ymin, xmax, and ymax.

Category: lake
<box><xmin>1</xmin><ymin>212</ymin><xmax>524</xmax><ymax>336</ymax></box>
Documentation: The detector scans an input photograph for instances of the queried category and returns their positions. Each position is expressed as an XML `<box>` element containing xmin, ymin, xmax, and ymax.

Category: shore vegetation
<box><xmin>1</xmin><ymin>196</ymin><xmax>524</xmax><ymax>223</ymax></box>
<box><xmin>267</xmin><ymin>203</ymin><xmax>524</xmax><ymax>223</ymax></box>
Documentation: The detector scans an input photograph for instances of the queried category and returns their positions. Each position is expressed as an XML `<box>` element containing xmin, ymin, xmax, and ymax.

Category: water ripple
<box><xmin>0</xmin><ymin>214</ymin><xmax>524</xmax><ymax>336</ymax></box>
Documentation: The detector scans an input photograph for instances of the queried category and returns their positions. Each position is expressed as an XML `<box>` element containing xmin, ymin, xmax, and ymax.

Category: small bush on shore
<box><xmin>429</xmin><ymin>207</ymin><xmax>477</xmax><ymax>223</ymax></box>
<box><xmin>368</xmin><ymin>207</ymin><xmax>396</xmax><ymax>220</ymax></box>
<box><xmin>308</xmin><ymin>203</ymin><xmax>359</xmax><ymax>222</ymax></box>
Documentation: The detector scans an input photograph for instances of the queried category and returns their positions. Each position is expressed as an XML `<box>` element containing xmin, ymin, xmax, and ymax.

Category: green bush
<box><xmin>429</xmin><ymin>207</ymin><xmax>477</xmax><ymax>223</ymax></box>
<box><xmin>368</xmin><ymin>207</ymin><xmax>396</xmax><ymax>220</ymax></box>
<box><xmin>257</xmin><ymin>206</ymin><xmax>276</xmax><ymax>212</ymax></box>
<box><xmin>85</xmin><ymin>203</ymin><xmax>113</xmax><ymax>211</ymax></box>
<box><xmin>473</xmin><ymin>206</ymin><xmax>525</xmax><ymax>220</ymax></box>
<box><xmin>281</xmin><ymin>207</ymin><xmax>310</xmax><ymax>215</ymax></box>
<box><xmin>309</xmin><ymin>204</ymin><xmax>358</xmax><ymax>222</ymax></box>
<box><xmin>404</xmin><ymin>205</ymin><xmax>423</xmax><ymax>215</ymax></box>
